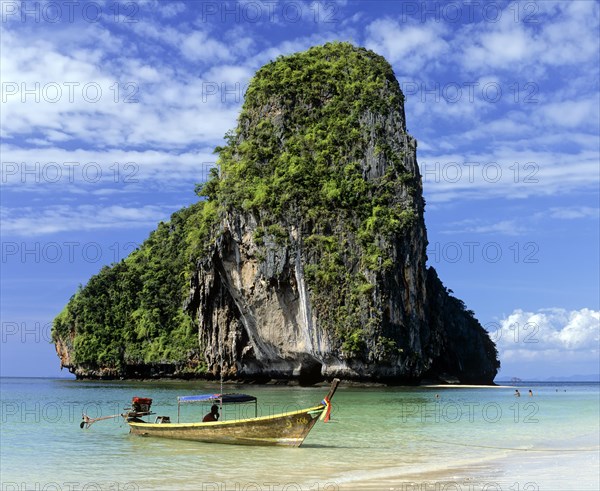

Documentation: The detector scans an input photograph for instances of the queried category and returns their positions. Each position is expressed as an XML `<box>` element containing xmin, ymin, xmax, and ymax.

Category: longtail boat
<box><xmin>81</xmin><ymin>378</ymin><xmax>340</xmax><ymax>447</ymax></box>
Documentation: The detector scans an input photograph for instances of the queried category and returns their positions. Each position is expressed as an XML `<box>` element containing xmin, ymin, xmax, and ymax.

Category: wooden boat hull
<box><xmin>127</xmin><ymin>404</ymin><xmax>326</xmax><ymax>447</ymax></box>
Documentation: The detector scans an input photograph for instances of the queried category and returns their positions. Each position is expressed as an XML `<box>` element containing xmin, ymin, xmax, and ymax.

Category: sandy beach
<box><xmin>336</xmin><ymin>447</ymin><xmax>600</xmax><ymax>490</ymax></box>
<box><xmin>420</xmin><ymin>384</ymin><xmax>515</xmax><ymax>389</ymax></box>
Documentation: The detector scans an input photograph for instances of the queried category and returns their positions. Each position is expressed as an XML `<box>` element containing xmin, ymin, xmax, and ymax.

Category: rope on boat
<box><xmin>421</xmin><ymin>438</ymin><xmax>600</xmax><ymax>452</ymax></box>
<box><xmin>80</xmin><ymin>412</ymin><xmax>124</xmax><ymax>429</ymax></box>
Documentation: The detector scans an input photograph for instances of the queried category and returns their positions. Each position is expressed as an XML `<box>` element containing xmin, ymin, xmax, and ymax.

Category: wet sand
<box><xmin>335</xmin><ymin>446</ymin><xmax>600</xmax><ymax>490</ymax></box>
<box><xmin>421</xmin><ymin>384</ymin><xmax>515</xmax><ymax>389</ymax></box>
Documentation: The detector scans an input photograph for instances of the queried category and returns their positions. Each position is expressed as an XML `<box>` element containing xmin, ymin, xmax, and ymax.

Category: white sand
<box><xmin>334</xmin><ymin>447</ymin><xmax>600</xmax><ymax>490</ymax></box>
<box><xmin>420</xmin><ymin>384</ymin><xmax>515</xmax><ymax>389</ymax></box>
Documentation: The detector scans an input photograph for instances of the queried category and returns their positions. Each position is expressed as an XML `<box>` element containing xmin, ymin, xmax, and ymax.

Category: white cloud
<box><xmin>458</xmin><ymin>1</ymin><xmax>599</xmax><ymax>73</ymax></box>
<box><xmin>128</xmin><ymin>19</ymin><xmax>183</xmax><ymax>47</ymax></box>
<box><xmin>158</xmin><ymin>1</ymin><xmax>186</xmax><ymax>18</ymax></box>
<box><xmin>1</xmin><ymin>17</ymin><xmax>355</xmax><ymax>152</ymax></box>
<box><xmin>492</xmin><ymin>308</ymin><xmax>600</xmax><ymax>353</ymax></box>
<box><xmin>0</xmin><ymin>204</ymin><xmax>182</xmax><ymax>236</ymax></box>
<box><xmin>461</xmin><ymin>24</ymin><xmax>533</xmax><ymax>71</ymax></box>
<box><xmin>364</xmin><ymin>18</ymin><xmax>448</xmax><ymax>74</ymax></box>
<box><xmin>419</xmin><ymin>147</ymin><xmax>599</xmax><ymax>203</ymax></box>
<box><xmin>0</xmin><ymin>29</ymin><xmax>142</xmax><ymax>143</ymax></box>
<box><xmin>537</xmin><ymin>1</ymin><xmax>600</xmax><ymax>66</ymax></box>
<box><xmin>537</xmin><ymin>100</ymin><xmax>600</xmax><ymax>129</ymax></box>
<box><xmin>180</xmin><ymin>31</ymin><xmax>232</xmax><ymax>63</ymax></box>
<box><xmin>1</xmin><ymin>2</ymin><xmax>598</xmax><ymax>209</ymax></box>
<box><xmin>546</xmin><ymin>207</ymin><xmax>600</xmax><ymax>220</ymax></box>
<box><xmin>0</xmin><ymin>144</ymin><xmax>216</xmax><ymax>193</ymax></box>
<box><xmin>440</xmin><ymin>219</ymin><xmax>526</xmax><ymax>236</ymax></box>
<box><xmin>0</xmin><ymin>26</ymin><xmax>244</xmax><ymax>148</ymax></box>
<box><xmin>492</xmin><ymin>308</ymin><xmax>599</xmax><ymax>381</ymax></box>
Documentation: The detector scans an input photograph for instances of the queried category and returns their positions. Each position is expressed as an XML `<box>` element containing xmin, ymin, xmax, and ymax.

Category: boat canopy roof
<box><xmin>177</xmin><ymin>393</ymin><xmax>257</xmax><ymax>405</ymax></box>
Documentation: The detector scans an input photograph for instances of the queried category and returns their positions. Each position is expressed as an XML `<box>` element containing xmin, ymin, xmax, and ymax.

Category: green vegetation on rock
<box><xmin>201</xmin><ymin>42</ymin><xmax>419</xmax><ymax>356</ymax></box>
<box><xmin>53</xmin><ymin>42</ymin><xmax>419</xmax><ymax>371</ymax></box>
<box><xmin>52</xmin><ymin>202</ymin><xmax>214</xmax><ymax>373</ymax></box>
<box><xmin>52</xmin><ymin>42</ymin><xmax>498</xmax><ymax>382</ymax></box>
<box><xmin>209</xmin><ymin>43</ymin><xmax>411</xmax><ymax>224</ymax></box>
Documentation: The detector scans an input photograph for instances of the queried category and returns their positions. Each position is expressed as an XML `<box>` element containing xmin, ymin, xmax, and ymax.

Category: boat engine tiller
<box><xmin>131</xmin><ymin>397</ymin><xmax>153</xmax><ymax>413</ymax></box>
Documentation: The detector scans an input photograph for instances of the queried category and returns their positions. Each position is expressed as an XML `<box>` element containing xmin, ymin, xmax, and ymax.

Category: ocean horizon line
<box><xmin>1</xmin><ymin>375</ymin><xmax>599</xmax><ymax>383</ymax></box>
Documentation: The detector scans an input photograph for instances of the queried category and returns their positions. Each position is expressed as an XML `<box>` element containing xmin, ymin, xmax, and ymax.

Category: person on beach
<box><xmin>515</xmin><ymin>389</ymin><xmax>521</xmax><ymax>397</ymax></box>
<box><xmin>203</xmin><ymin>404</ymin><xmax>220</xmax><ymax>422</ymax></box>
<box><xmin>529</xmin><ymin>389</ymin><xmax>533</xmax><ymax>396</ymax></box>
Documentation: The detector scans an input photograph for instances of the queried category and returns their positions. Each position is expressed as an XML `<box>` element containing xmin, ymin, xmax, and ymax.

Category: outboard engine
<box><xmin>131</xmin><ymin>397</ymin><xmax>153</xmax><ymax>413</ymax></box>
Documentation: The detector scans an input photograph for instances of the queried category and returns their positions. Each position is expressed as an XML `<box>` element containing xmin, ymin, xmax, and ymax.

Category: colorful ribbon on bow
<box><xmin>320</xmin><ymin>397</ymin><xmax>331</xmax><ymax>422</ymax></box>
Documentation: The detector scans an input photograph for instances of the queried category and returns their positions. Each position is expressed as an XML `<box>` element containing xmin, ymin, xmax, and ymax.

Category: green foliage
<box><xmin>201</xmin><ymin>42</ymin><xmax>419</xmax><ymax>359</ymax></box>
<box><xmin>266</xmin><ymin>224</ymin><xmax>288</xmax><ymax>245</ymax></box>
<box><xmin>195</xmin><ymin>167</ymin><xmax>220</xmax><ymax>201</ymax></box>
<box><xmin>341</xmin><ymin>329</ymin><xmax>366</xmax><ymax>356</ymax></box>
<box><xmin>52</xmin><ymin>203</ymin><xmax>212</xmax><ymax>370</ymax></box>
<box><xmin>373</xmin><ymin>336</ymin><xmax>402</xmax><ymax>360</ymax></box>
<box><xmin>52</xmin><ymin>42</ymin><xmax>423</xmax><ymax>370</ymax></box>
<box><xmin>254</xmin><ymin>226</ymin><xmax>265</xmax><ymax>246</ymax></box>
<box><xmin>184</xmin><ymin>199</ymin><xmax>220</xmax><ymax>266</ymax></box>
<box><xmin>212</xmin><ymin>42</ymin><xmax>407</xmax><ymax>222</ymax></box>
<box><xmin>356</xmin><ymin>281</ymin><xmax>375</xmax><ymax>295</ymax></box>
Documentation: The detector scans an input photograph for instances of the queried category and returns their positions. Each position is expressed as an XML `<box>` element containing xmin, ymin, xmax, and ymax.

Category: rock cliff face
<box><xmin>53</xmin><ymin>42</ymin><xmax>499</xmax><ymax>384</ymax></box>
<box><xmin>185</xmin><ymin>42</ymin><xmax>498</xmax><ymax>384</ymax></box>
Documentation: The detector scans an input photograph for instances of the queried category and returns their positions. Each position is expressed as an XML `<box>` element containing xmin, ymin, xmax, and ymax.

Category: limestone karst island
<box><xmin>52</xmin><ymin>42</ymin><xmax>499</xmax><ymax>385</ymax></box>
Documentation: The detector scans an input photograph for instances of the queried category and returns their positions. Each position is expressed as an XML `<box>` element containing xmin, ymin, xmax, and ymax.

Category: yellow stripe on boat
<box><xmin>127</xmin><ymin>404</ymin><xmax>326</xmax><ymax>429</ymax></box>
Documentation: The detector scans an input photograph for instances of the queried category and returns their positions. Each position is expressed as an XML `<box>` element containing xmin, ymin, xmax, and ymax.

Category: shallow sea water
<box><xmin>1</xmin><ymin>378</ymin><xmax>598</xmax><ymax>490</ymax></box>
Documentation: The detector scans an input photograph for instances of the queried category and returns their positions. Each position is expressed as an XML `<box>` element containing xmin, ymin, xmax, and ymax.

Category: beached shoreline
<box><xmin>334</xmin><ymin>447</ymin><xmax>600</xmax><ymax>490</ymax></box>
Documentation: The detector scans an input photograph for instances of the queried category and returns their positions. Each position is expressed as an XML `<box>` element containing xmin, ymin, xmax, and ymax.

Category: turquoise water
<box><xmin>1</xmin><ymin>378</ymin><xmax>598</xmax><ymax>490</ymax></box>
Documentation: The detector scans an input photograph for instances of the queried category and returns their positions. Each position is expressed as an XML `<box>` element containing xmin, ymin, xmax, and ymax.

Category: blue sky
<box><xmin>1</xmin><ymin>0</ymin><xmax>598</xmax><ymax>380</ymax></box>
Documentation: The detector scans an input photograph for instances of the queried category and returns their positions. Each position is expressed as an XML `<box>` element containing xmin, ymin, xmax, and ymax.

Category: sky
<box><xmin>0</xmin><ymin>0</ymin><xmax>598</xmax><ymax>381</ymax></box>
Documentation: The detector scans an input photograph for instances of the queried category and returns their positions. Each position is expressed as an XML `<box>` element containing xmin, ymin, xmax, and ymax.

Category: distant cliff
<box><xmin>52</xmin><ymin>42</ymin><xmax>499</xmax><ymax>384</ymax></box>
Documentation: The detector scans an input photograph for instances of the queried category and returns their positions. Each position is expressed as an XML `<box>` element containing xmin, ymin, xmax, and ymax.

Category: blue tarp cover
<box><xmin>177</xmin><ymin>393</ymin><xmax>257</xmax><ymax>404</ymax></box>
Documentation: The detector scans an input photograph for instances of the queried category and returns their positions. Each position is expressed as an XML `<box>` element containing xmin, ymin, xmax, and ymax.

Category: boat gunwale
<box><xmin>127</xmin><ymin>404</ymin><xmax>326</xmax><ymax>429</ymax></box>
